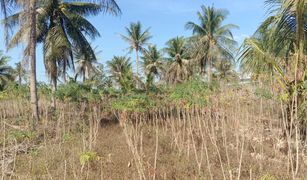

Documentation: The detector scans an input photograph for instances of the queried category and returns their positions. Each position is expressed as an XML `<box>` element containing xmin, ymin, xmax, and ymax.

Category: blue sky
<box><xmin>0</xmin><ymin>0</ymin><xmax>267</xmax><ymax>82</ymax></box>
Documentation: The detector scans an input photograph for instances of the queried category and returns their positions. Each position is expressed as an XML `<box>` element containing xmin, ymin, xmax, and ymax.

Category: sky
<box><xmin>0</xmin><ymin>0</ymin><xmax>268</xmax><ymax>82</ymax></box>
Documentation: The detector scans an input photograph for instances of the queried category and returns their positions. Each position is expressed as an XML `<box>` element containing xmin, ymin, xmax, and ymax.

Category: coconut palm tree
<box><xmin>15</xmin><ymin>62</ymin><xmax>27</xmax><ymax>85</ymax></box>
<box><xmin>1</xmin><ymin>0</ymin><xmax>40</xmax><ymax>125</ymax></box>
<box><xmin>239</xmin><ymin>26</ymin><xmax>277</xmax><ymax>79</ymax></box>
<box><xmin>265</xmin><ymin>0</ymin><xmax>306</xmax><ymax>81</ymax></box>
<box><xmin>240</xmin><ymin>0</ymin><xmax>306</xmax><ymax>85</ymax></box>
<box><xmin>163</xmin><ymin>36</ymin><xmax>191</xmax><ymax>84</ymax></box>
<box><xmin>91</xmin><ymin>64</ymin><xmax>111</xmax><ymax>89</ymax></box>
<box><xmin>107</xmin><ymin>56</ymin><xmax>135</xmax><ymax>93</ymax></box>
<box><xmin>120</xmin><ymin>21</ymin><xmax>152</xmax><ymax>75</ymax></box>
<box><xmin>0</xmin><ymin>51</ymin><xmax>14</xmax><ymax>90</ymax></box>
<box><xmin>5</xmin><ymin>0</ymin><xmax>121</xmax><ymax>108</ymax></box>
<box><xmin>214</xmin><ymin>60</ymin><xmax>238</xmax><ymax>83</ymax></box>
<box><xmin>141</xmin><ymin>45</ymin><xmax>164</xmax><ymax>88</ymax></box>
<box><xmin>74</xmin><ymin>48</ymin><xmax>100</xmax><ymax>82</ymax></box>
<box><xmin>239</xmin><ymin>0</ymin><xmax>306</xmax><ymax>144</ymax></box>
<box><xmin>185</xmin><ymin>5</ymin><xmax>238</xmax><ymax>83</ymax></box>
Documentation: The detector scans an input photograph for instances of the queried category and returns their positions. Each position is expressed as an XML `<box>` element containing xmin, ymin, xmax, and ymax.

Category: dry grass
<box><xmin>0</xmin><ymin>87</ymin><xmax>306</xmax><ymax>179</ymax></box>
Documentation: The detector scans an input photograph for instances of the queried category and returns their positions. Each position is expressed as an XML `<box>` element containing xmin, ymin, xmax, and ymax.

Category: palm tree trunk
<box><xmin>18</xmin><ymin>74</ymin><xmax>22</xmax><ymax>86</ymax></box>
<box><xmin>29</xmin><ymin>0</ymin><xmax>39</xmax><ymax>129</ymax></box>
<box><xmin>136</xmin><ymin>48</ymin><xmax>139</xmax><ymax>75</ymax></box>
<box><xmin>201</xmin><ymin>58</ymin><xmax>206</xmax><ymax>75</ymax></box>
<box><xmin>208</xmin><ymin>57</ymin><xmax>212</xmax><ymax>83</ymax></box>
<box><xmin>63</xmin><ymin>61</ymin><xmax>67</xmax><ymax>83</ymax></box>
<box><xmin>51</xmin><ymin>77</ymin><xmax>57</xmax><ymax>109</ymax></box>
<box><xmin>294</xmin><ymin>0</ymin><xmax>305</xmax><ymax>142</ymax></box>
<box><xmin>83</xmin><ymin>70</ymin><xmax>86</xmax><ymax>82</ymax></box>
<box><xmin>207</xmin><ymin>41</ymin><xmax>213</xmax><ymax>84</ymax></box>
<box><xmin>296</xmin><ymin>0</ymin><xmax>305</xmax><ymax>80</ymax></box>
<box><xmin>64</xmin><ymin>73</ymin><xmax>67</xmax><ymax>83</ymax></box>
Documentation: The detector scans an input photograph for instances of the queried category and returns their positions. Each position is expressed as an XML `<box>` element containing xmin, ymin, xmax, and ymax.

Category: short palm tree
<box><xmin>107</xmin><ymin>56</ymin><xmax>135</xmax><ymax>93</ymax></box>
<box><xmin>91</xmin><ymin>64</ymin><xmax>111</xmax><ymax>89</ymax></box>
<box><xmin>0</xmin><ymin>51</ymin><xmax>13</xmax><ymax>90</ymax></box>
<box><xmin>141</xmin><ymin>45</ymin><xmax>164</xmax><ymax>88</ymax></box>
<box><xmin>185</xmin><ymin>5</ymin><xmax>238</xmax><ymax>83</ymax></box>
<box><xmin>120</xmin><ymin>21</ymin><xmax>152</xmax><ymax>75</ymax></box>
<box><xmin>214</xmin><ymin>60</ymin><xmax>238</xmax><ymax>83</ymax></box>
<box><xmin>265</xmin><ymin>0</ymin><xmax>306</xmax><ymax>81</ymax></box>
<box><xmin>5</xmin><ymin>0</ymin><xmax>121</xmax><ymax>108</ymax></box>
<box><xmin>15</xmin><ymin>62</ymin><xmax>27</xmax><ymax>85</ymax></box>
<box><xmin>163</xmin><ymin>36</ymin><xmax>191</xmax><ymax>84</ymax></box>
<box><xmin>74</xmin><ymin>48</ymin><xmax>100</xmax><ymax>82</ymax></box>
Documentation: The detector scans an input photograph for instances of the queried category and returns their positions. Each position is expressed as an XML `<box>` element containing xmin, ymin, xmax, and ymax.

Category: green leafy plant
<box><xmin>29</xmin><ymin>148</ymin><xmax>39</xmax><ymax>157</ymax></box>
<box><xmin>38</xmin><ymin>83</ymin><xmax>52</xmax><ymax>99</ymax></box>
<box><xmin>169</xmin><ymin>79</ymin><xmax>210</xmax><ymax>107</ymax></box>
<box><xmin>1</xmin><ymin>83</ymin><xmax>29</xmax><ymax>99</ymax></box>
<box><xmin>0</xmin><ymin>91</ymin><xmax>8</xmax><ymax>100</ymax></box>
<box><xmin>260</xmin><ymin>174</ymin><xmax>276</xmax><ymax>180</ymax></box>
<box><xmin>79</xmin><ymin>151</ymin><xmax>99</xmax><ymax>166</ymax></box>
<box><xmin>55</xmin><ymin>82</ymin><xmax>101</xmax><ymax>102</ymax></box>
<box><xmin>111</xmin><ymin>93</ymin><xmax>156</xmax><ymax>112</ymax></box>
<box><xmin>254</xmin><ymin>88</ymin><xmax>274</xmax><ymax>99</ymax></box>
<box><xmin>8</xmin><ymin>130</ymin><xmax>37</xmax><ymax>142</ymax></box>
<box><xmin>62</xmin><ymin>133</ymin><xmax>72</xmax><ymax>142</ymax></box>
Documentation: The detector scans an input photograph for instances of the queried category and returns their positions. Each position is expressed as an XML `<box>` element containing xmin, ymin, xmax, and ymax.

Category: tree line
<box><xmin>0</xmin><ymin>0</ymin><xmax>306</xmax><ymax>132</ymax></box>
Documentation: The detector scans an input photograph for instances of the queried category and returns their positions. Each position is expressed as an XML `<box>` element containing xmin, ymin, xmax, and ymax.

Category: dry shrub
<box><xmin>0</xmin><ymin>87</ymin><xmax>306</xmax><ymax>179</ymax></box>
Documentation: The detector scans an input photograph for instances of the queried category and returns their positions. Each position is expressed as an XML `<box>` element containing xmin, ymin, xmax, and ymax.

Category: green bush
<box><xmin>8</xmin><ymin>130</ymin><xmax>37</xmax><ymax>143</ymax></box>
<box><xmin>260</xmin><ymin>174</ymin><xmax>276</xmax><ymax>180</ymax></box>
<box><xmin>0</xmin><ymin>91</ymin><xmax>8</xmax><ymax>100</ymax></box>
<box><xmin>254</xmin><ymin>87</ymin><xmax>274</xmax><ymax>99</ymax></box>
<box><xmin>1</xmin><ymin>83</ymin><xmax>30</xmax><ymax>99</ymax></box>
<box><xmin>38</xmin><ymin>83</ymin><xmax>52</xmax><ymax>99</ymax></box>
<box><xmin>168</xmin><ymin>79</ymin><xmax>210</xmax><ymax>107</ymax></box>
<box><xmin>79</xmin><ymin>151</ymin><xmax>99</xmax><ymax>166</ymax></box>
<box><xmin>55</xmin><ymin>82</ymin><xmax>101</xmax><ymax>102</ymax></box>
<box><xmin>111</xmin><ymin>93</ymin><xmax>156</xmax><ymax>112</ymax></box>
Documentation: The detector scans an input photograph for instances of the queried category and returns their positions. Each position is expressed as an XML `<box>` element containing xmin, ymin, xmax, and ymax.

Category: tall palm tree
<box><xmin>185</xmin><ymin>5</ymin><xmax>238</xmax><ymax>83</ymax></box>
<box><xmin>29</xmin><ymin>0</ymin><xmax>40</xmax><ymax>128</ymax></box>
<box><xmin>0</xmin><ymin>0</ymin><xmax>40</xmax><ymax>125</ymax></box>
<box><xmin>163</xmin><ymin>36</ymin><xmax>191</xmax><ymax>84</ymax></box>
<box><xmin>141</xmin><ymin>45</ymin><xmax>164</xmax><ymax>88</ymax></box>
<box><xmin>107</xmin><ymin>56</ymin><xmax>135</xmax><ymax>93</ymax></box>
<box><xmin>239</xmin><ymin>0</ymin><xmax>306</xmax><ymax>144</ymax></box>
<box><xmin>120</xmin><ymin>21</ymin><xmax>152</xmax><ymax>75</ymax></box>
<box><xmin>266</xmin><ymin>0</ymin><xmax>307</xmax><ymax>162</ymax></box>
<box><xmin>5</xmin><ymin>0</ymin><xmax>121</xmax><ymax>108</ymax></box>
<box><xmin>0</xmin><ymin>51</ymin><xmax>13</xmax><ymax>90</ymax></box>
